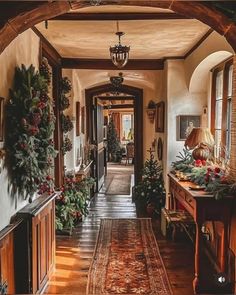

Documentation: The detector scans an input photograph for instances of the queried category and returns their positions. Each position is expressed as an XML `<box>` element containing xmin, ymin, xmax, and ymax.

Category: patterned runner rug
<box><xmin>87</xmin><ymin>218</ymin><xmax>173</xmax><ymax>295</ymax></box>
<box><xmin>106</xmin><ymin>174</ymin><xmax>131</xmax><ymax>195</ymax></box>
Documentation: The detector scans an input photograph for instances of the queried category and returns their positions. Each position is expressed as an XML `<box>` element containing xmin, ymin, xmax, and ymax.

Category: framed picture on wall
<box><xmin>76</xmin><ymin>101</ymin><xmax>80</xmax><ymax>136</ymax></box>
<box><xmin>155</xmin><ymin>101</ymin><xmax>165</xmax><ymax>133</ymax></box>
<box><xmin>177</xmin><ymin>115</ymin><xmax>201</xmax><ymax>141</ymax></box>
<box><xmin>0</xmin><ymin>97</ymin><xmax>4</xmax><ymax>142</ymax></box>
<box><xmin>81</xmin><ymin>106</ymin><xmax>85</xmax><ymax>134</ymax></box>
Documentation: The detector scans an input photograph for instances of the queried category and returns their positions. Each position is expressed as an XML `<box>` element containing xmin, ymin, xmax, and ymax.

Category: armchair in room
<box><xmin>125</xmin><ymin>142</ymin><xmax>134</xmax><ymax>165</ymax></box>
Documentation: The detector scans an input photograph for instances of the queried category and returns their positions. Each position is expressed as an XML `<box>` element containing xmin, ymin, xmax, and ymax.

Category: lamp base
<box><xmin>192</xmin><ymin>143</ymin><xmax>210</xmax><ymax>161</ymax></box>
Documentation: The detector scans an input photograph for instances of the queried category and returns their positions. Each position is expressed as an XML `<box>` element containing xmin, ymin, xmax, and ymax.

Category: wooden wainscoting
<box><xmin>0</xmin><ymin>220</ymin><xmax>21</xmax><ymax>294</ymax></box>
<box><xmin>14</xmin><ymin>193</ymin><xmax>58</xmax><ymax>294</ymax></box>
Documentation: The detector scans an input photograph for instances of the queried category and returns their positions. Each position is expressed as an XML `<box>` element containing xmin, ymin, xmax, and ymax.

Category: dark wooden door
<box><xmin>95</xmin><ymin>99</ymin><xmax>105</xmax><ymax>191</ymax></box>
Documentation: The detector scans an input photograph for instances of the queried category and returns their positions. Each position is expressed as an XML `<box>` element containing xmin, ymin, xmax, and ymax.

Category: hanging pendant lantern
<box><xmin>110</xmin><ymin>22</ymin><xmax>130</xmax><ymax>69</ymax></box>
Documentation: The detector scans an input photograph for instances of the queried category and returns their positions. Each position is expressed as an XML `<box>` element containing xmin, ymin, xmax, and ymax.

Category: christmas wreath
<box><xmin>61</xmin><ymin>113</ymin><xmax>73</xmax><ymax>133</ymax></box>
<box><xmin>5</xmin><ymin>62</ymin><xmax>57</xmax><ymax>199</ymax></box>
<box><xmin>61</xmin><ymin>136</ymin><xmax>73</xmax><ymax>155</ymax></box>
<box><xmin>60</xmin><ymin>77</ymin><xmax>71</xmax><ymax>111</ymax></box>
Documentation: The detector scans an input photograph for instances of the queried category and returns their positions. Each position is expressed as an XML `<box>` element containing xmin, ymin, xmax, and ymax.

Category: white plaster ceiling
<box><xmin>71</xmin><ymin>5</ymin><xmax>172</xmax><ymax>13</ymax></box>
<box><xmin>74</xmin><ymin>69</ymin><xmax>161</xmax><ymax>90</ymax></box>
<box><xmin>36</xmin><ymin>18</ymin><xmax>209</xmax><ymax>59</ymax></box>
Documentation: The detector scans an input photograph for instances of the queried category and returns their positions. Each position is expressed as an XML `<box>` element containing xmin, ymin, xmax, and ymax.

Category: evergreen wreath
<box><xmin>5</xmin><ymin>63</ymin><xmax>57</xmax><ymax>200</ymax></box>
<box><xmin>61</xmin><ymin>136</ymin><xmax>73</xmax><ymax>155</ymax></box>
<box><xmin>60</xmin><ymin>77</ymin><xmax>71</xmax><ymax>111</ymax></box>
<box><xmin>61</xmin><ymin>113</ymin><xmax>73</xmax><ymax>133</ymax></box>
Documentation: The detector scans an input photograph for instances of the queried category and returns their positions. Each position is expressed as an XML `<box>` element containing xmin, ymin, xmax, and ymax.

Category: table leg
<box><xmin>220</xmin><ymin>221</ymin><xmax>228</xmax><ymax>273</ymax></box>
<box><xmin>193</xmin><ymin>222</ymin><xmax>202</xmax><ymax>294</ymax></box>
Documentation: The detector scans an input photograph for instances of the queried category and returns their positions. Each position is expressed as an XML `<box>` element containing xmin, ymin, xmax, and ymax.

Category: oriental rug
<box><xmin>86</xmin><ymin>218</ymin><xmax>173</xmax><ymax>295</ymax></box>
<box><xmin>106</xmin><ymin>174</ymin><xmax>131</xmax><ymax>195</ymax></box>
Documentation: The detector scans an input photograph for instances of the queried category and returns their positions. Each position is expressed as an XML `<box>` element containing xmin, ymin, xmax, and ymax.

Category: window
<box><xmin>211</xmin><ymin>59</ymin><xmax>233</xmax><ymax>160</ymax></box>
<box><xmin>121</xmin><ymin>113</ymin><xmax>134</xmax><ymax>141</ymax></box>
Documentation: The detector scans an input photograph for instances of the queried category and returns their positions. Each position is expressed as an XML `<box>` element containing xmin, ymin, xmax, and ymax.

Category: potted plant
<box><xmin>133</xmin><ymin>148</ymin><xmax>165</xmax><ymax>216</ymax></box>
<box><xmin>55</xmin><ymin>174</ymin><xmax>95</xmax><ymax>235</ymax></box>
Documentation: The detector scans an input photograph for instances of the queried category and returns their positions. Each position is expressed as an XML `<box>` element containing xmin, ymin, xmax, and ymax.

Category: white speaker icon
<box><xmin>218</xmin><ymin>276</ymin><xmax>226</xmax><ymax>284</ymax></box>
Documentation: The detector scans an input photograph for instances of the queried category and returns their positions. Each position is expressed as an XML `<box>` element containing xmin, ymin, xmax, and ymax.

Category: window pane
<box><xmin>226</xmin><ymin>99</ymin><xmax>232</xmax><ymax>159</ymax></box>
<box><xmin>228</xmin><ymin>65</ymin><xmax>233</xmax><ymax>97</ymax></box>
<box><xmin>122</xmin><ymin>114</ymin><xmax>132</xmax><ymax>140</ymax></box>
<box><xmin>215</xmin><ymin>100</ymin><xmax>222</xmax><ymax>129</ymax></box>
<box><xmin>216</xmin><ymin>71</ymin><xmax>223</xmax><ymax>100</ymax></box>
<box><xmin>214</xmin><ymin>130</ymin><xmax>222</xmax><ymax>158</ymax></box>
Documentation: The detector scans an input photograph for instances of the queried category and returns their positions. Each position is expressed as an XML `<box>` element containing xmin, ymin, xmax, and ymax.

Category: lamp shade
<box><xmin>185</xmin><ymin>127</ymin><xmax>214</xmax><ymax>149</ymax></box>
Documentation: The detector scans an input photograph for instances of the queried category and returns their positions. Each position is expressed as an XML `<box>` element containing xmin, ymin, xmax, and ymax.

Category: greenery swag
<box><xmin>6</xmin><ymin>61</ymin><xmax>57</xmax><ymax>199</ymax></box>
<box><xmin>172</xmin><ymin>148</ymin><xmax>236</xmax><ymax>200</ymax></box>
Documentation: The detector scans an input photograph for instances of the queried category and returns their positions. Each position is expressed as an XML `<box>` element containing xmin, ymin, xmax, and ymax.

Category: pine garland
<box><xmin>5</xmin><ymin>62</ymin><xmax>57</xmax><ymax>200</ymax></box>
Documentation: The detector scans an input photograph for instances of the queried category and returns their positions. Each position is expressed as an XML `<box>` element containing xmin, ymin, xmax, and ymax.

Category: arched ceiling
<box><xmin>36</xmin><ymin>5</ymin><xmax>210</xmax><ymax>60</ymax></box>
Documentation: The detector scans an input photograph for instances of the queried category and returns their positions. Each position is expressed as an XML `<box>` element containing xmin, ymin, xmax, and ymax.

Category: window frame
<box><xmin>211</xmin><ymin>58</ymin><xmax>233</xmax><ymax>159</ymax></box>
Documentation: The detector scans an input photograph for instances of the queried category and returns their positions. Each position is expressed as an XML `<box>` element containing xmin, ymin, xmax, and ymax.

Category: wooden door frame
<box><xmin>85</xmin><ymin>84</ymin><xmax>143</xmax><ymax>184</ymax></box>
<box><xmin>41</xmin><ymin>40</ymin><xmax>64</xmax><ymax>188</ymax></box>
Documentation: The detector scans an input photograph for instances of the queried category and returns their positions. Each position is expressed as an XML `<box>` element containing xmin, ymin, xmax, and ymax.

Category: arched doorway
<box><xmin>85</xmin><ymin>83</ymin><xmax>143</xmax><ymax>187</ymax></box>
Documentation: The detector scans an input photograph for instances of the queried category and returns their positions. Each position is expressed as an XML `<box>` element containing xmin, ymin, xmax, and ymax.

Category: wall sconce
<box><xmin>146</xmin><ymin>100</ymin><xmax>156</xmax><ymax>124</ymax></box>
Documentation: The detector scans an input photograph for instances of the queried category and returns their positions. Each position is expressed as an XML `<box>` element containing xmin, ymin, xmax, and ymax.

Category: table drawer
<box><xmin>185</xmin><ymin>194</ymin><xmax>195</xmax><ymax>209</ymax></box>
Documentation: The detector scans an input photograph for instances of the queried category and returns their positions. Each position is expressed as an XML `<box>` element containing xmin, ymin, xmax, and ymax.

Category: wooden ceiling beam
<box><xmin>104</xmin><ymin>104</ymin><xmax>134</xmax><ymax>109</ymax></box>
<box><xmin>62</xmin><ymin>58</ymin><xmax>164</xmax><ymax>70</ymax></box>
<box><xmin>97</xmin><ymin>96</ymin><xmax>134</xmax><ymax>100</ymax></box>
<box><xmin>50</xmin><ymin>12</ymin><xmax>191</xmax><ymax>21</ymax></box>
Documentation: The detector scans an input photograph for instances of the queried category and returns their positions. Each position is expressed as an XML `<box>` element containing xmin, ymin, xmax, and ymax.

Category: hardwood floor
<box><xmin>45</xmin><ymin>167</ymin><xmax>194</xmax><ymax>295</ymax></box>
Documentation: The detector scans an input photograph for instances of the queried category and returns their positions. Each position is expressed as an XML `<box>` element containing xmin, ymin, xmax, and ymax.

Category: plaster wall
<box><xmin>185</xmin><ymin>31</ymin><xmax>234</xmax><ymax>90</ymax></box>
<box><xmin>63</xmin><ymin>69</ymin><xmax>86</xmax><ymax>172</ymax></box>
<box><xmin>165</xmin><ymin>60</ymin><xmax>207</xmax><ymax>185</ymax></box>
<box><xmin>0</xmin><ymin>29</ymin><xmax>40</xmax><ymax>231</ymax></box>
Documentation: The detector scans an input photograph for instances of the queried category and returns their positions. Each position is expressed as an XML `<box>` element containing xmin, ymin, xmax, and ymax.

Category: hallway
<box><xmin>46</xmin><ymin>167</ymin><xmax>194</xmax><ymax>295</ymax></box>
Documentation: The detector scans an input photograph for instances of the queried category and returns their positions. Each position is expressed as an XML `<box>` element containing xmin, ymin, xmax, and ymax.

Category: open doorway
<box><xmin>103</xmin><ymin>97</ymin><xmax>135</xmax><ymax>195</ymax></box>
<box><xmin>85</xmin><ymin>83</ymin><xmax>143</xmax><ymax>192</ymax></box>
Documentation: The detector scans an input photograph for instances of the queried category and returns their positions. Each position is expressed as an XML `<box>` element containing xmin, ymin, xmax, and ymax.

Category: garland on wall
<box><xmin>5</xmin><ymin>60</ymin><xmax>57</xmax><ymax>200</ymax></box>
<box><xmin>60</xmin><ymin>77</ymin><xmax>73</xmax><ymax>155</ymax></box>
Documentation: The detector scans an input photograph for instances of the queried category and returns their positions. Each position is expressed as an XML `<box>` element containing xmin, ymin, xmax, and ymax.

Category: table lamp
<box><xmin>185</xmin><ymin>127</ymin><xmax>214</xmax><ymax>160</ymax></box>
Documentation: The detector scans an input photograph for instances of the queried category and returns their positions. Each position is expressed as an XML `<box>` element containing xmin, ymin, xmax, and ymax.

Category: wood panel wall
<box><xmin>0</xmin><ymin>231</ymin><xmax>15</xmax><ymax>294</ymax></box>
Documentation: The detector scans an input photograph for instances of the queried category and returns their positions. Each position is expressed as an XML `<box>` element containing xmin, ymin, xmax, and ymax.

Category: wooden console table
<box><xmin>168</xmin><ymin>173</ymin><xmax>233</xmax><ymax>294</ymax></box>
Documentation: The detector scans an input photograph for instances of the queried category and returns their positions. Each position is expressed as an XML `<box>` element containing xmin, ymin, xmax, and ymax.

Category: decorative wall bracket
<box><xmin>146</xmin><ymin>108</ymin><xmax>156</xmax><ymax>124</ymax></box>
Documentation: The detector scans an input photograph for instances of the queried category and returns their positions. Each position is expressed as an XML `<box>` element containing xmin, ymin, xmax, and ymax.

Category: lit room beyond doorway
<box><xmin>103</xmin><ymin>101</ymin><xmax>134</xmax><ymax>196</ymax></box>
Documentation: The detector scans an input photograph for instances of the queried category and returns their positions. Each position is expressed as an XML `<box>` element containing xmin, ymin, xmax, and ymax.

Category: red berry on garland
<box><xmin>214</xmin><ymin>167</ymin><xmax>221</xmax><ymax>174</ymax></box>
<box><xmin>37</xmin><ymin>102</ymin><xmax>46</xmax><ymax>109</ymax></box>
<box><xmin>28</xmin><ymin>126</ymin><xmax>39</xmax><ymax>136</ymax></box>
<box><xmin>220</xmin><ymin>176</ymin><xmax>228</xmax><ymax>184</ymax></box>
<box><xmin>201</xmin><ymin>160</ymin><xmax>206</xmax><ymax>166</ymax></box>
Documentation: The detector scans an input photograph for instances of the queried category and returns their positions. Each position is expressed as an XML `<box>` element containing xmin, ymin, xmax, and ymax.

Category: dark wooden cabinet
<box><xmin>15</xmin><ymin>193</ymin><xmax>58</xmax><ymax>294</ymax></box>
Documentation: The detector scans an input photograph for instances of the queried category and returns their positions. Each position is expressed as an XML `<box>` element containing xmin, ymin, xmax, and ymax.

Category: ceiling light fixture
<box><xmin>110</xmin><ymin>21</ymin><xmax>130</xmax><ymax>69</ymax></box>
<box><xmin>90</xmin><ymin>0</ymin><xmax>102</xmax><ymax>5</ymax></box>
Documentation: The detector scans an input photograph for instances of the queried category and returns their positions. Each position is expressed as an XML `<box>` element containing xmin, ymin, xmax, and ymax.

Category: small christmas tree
<box><xmin>133</xmin><ymin>148</ymin><xmax>165</xmax><ymax>214</ymax></box>
<box><xmin>107</xmin><ymin>118</ymin><xmax>120</xmax><ymax>162</ymax></box>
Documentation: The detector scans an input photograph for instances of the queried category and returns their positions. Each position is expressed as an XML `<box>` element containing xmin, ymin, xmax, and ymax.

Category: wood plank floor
<box><xmin>45</xmin><ymin>168</ymin><xmax>194</xmax><ymax>295</ymax></box>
